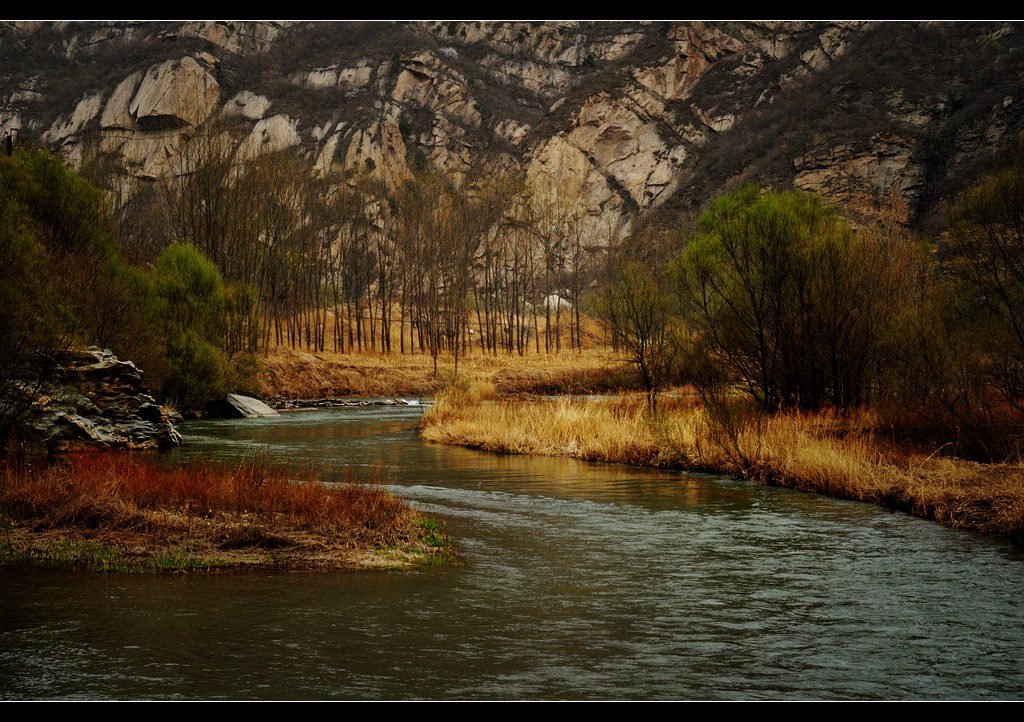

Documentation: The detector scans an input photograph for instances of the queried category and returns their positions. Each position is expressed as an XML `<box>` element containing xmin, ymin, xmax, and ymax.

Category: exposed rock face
<box><xmin>237</xmin><ymin>113</ymin><xmax>299</xmax><ymax>158</ymax></box>
<box><xmin>100</xmin><ymin>70</ymin><xmax>144</xmax><ymax>129</ymax></box>
<box><xmin>44</xmin><ymin>53</ymin><xmax>224</xmax><ymax>179</ymax></box>
<box><xmin>392</xmin><ymin>52</ymin><xmax>481</xmax><ymax>129</ymax></box>
<box><xmin>534</xmin><ymin>91</ymin><xmax>689</xmax><ymax>214</ymax></box>
<box><xmin>293</xmin><ymin>60</ymin><xmax>374</xmax><ymax>91</ymax></box>
<box><xmin>170</xmin><ymin>20</ymin><xmax>289</xmax><ymax>55</ymax></box>
<box><xmin>129</xmin><ymin>56</ymin><xmax>219</xmax><ymax>130</ymax></box>
<box><xmin>5</xmin><ymin>20</ymin><xmax>1024</xmax><ymax>230</ymax></box>
<box><xmin>527</xmin><ymin>135</ymin><xmax>623</xmax><ymax>238</ymax></box>
<box><xmin>30</xmin><ymin>348</ymin><xmax>182</xmax><ymax>452</ymax></box>
<box><xmin>793</xmin><ymin>134</ymin><xmax>925</xmax><ymax>225</ymax></box>
<box><xmin>41</xmin><ymin>92</ymin><xmax>103</xmax><ymax>143</ymax></box>
<box><xmin>324</xmin><ymin>113</ymin><xmax>411</xmax><ymax>187</ymax></box>
<box><xmin>223</xmin><ymin>90</ymin><xmax>271</xmax><ymax>120</ymax></box>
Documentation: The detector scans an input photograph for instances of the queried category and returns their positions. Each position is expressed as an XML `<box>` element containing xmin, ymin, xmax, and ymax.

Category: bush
<box><xmin>882</xmin><ymin>142</ymin><xmax>1024</xmax><ymax>456</ymax></box>
<box><xmin>227</xmin><ymin>352</ymin><xmax>263</xmax><ymax>397</ymax></box>
<box><xmin>945</xmin><ymin>143</ymin><xmax>1024</xmax><ymax>413</ymax></box>
<box><xmin>162</xmin><ymin>330</ymin><xmax>226</xmax><ymax>411</ymax></box>
<box><xmin>0</xmin><ymin>191</ymin><xmax>62</xmax><ymax>446</ymax></box>
<box><xmin>150</xmin><ymin>243</ymin><xmax>229</xmax><ymax>409</ymax></box>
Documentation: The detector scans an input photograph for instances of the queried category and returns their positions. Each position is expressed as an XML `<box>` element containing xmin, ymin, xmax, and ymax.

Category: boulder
<box><xmin>543</xmin><ymin>293</ymin><xmax>573</xmax><ymax>311</ymax></box>
<box><xmin>224</xmin><ymin>393</ymin><xmax>280</xmax><ymax>418</ymax></box>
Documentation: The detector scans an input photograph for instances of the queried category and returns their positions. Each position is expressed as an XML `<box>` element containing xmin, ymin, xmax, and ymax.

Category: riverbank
<box><xmin>0</xmin><ymin>453</ymin><xmax>455</xmax><ymax>572</ymax></box>
<box><xmin>257</xmin><ymin>346</ymin><xmax>634</xmax><ymax>399</ymax></box>
<box><xmin>421</xmin><ymin>389</ymin><xmax>1024</xmax><ymax>545</ymax></box>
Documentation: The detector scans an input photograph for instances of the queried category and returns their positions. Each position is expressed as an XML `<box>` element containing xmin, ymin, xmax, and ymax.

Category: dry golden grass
<box><xmin>256</xmin><ymin>308</ymin><xmax>630</xmax><ymax>399</ymax></box>
<box><xmin>422</xmin><ymin>389</ymin><xmax>1024</xmax><ymax>543</ymax></box>
<box><xmin>423</xmin><ymin>391</ymin><xmax>667</xmax><ymax>464</ymax></box>
<box><xmin>253</xmin><ymin>322</ymin><xmax>1024</xmax><ymax>543</ymax></box>
<box><xmin>258</xmin><ymin>344</ymin><xmax>631</xmax><ymax>399</ymax></box>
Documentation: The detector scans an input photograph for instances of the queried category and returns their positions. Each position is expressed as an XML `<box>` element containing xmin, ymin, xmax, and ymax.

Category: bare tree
<box><xmin>600</xmin><ymin>257</ymin><xmax>676</xmax><ymax>409</ymax></box>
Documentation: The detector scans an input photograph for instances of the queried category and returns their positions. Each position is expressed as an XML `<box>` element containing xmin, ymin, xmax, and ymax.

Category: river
<box><xmin>2</xmin><ymin>403</ymin><xmax>1023</xmax><ymax>700</ymax></box>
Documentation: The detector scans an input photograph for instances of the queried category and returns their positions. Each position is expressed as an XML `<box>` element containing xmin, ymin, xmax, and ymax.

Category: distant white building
<box><xmin>542</xmin><ymin>293</ymin><xmax>572</xmax><ymax>311</ymax></box>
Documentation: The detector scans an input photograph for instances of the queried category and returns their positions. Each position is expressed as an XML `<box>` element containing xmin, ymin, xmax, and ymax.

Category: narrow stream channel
<box><xmin>2</xmin><ymin>404</ymin><xmax>1023</xmax><ymax>700</ymax></box>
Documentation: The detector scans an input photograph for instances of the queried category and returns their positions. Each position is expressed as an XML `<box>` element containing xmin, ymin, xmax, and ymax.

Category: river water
<box><xmin>2</xmin><ymin>404</ymin><xmax>1023</xmax><ymax>700</ymax></box>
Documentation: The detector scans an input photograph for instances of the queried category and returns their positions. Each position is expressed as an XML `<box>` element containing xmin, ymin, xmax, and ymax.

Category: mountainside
<box><xmin>3</xmin><ymin>20</ymin><xmax>1023</xmax><ymax>232</ymax></box>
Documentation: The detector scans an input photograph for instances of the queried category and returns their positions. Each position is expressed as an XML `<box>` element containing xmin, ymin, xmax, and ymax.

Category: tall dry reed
<box><xmin>422</xmin><ymin>389</ymin><xmax>1024</xmax><ymax>541</ymax></box>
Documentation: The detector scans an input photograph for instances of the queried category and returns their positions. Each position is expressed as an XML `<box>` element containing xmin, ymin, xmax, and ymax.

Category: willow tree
<box><xmin>673</xmin><ymin>184</ymin><xmax>885</xmax><ymax>411</ymax></box>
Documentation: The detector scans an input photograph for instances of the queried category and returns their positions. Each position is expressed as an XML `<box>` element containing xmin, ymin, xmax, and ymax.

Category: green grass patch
<box><xmin>148</xmin><ymin>547</ymin><xmax>234</xmax><ymax>573</ymax></box>
<box><xmin>415</xmin><ymin>516</ymin><xmax>452</xmax><ymax>548</ymax></box>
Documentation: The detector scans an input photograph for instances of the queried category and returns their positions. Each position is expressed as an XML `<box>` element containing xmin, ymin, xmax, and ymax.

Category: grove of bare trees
<box><xmin>85</xmin><ymin>120</ymin><xmax>606</xmax><ymax>377</ymax></box>
<box><xmin>45</xmin><ymin>120</ymin><xmax>1024</xmax><ymax>461</ymax></box>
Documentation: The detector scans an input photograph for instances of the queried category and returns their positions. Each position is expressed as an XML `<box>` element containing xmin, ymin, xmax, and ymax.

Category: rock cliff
<box><xmin>30</xmin><ymin>347</ymin><xmax>182</xmax><ymax>452</ymax></box>
<box><xmin>3</xmin><ymin>20</ymin><xmax>1023</xmax><ymax>231</ymax></box>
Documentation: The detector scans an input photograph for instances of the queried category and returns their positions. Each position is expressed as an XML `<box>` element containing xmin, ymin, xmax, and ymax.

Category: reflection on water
<box><xmin>2</xmin><ymin>405</ymin><xmax>1024</xmax><ymax>700</ymax></box>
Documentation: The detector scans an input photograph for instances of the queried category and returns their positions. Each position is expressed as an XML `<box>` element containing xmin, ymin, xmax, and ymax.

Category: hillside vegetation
<box><xmin>3</xmin><ymin>21</ymin><xmax>1024</xmax><ymax>551</ymax></box>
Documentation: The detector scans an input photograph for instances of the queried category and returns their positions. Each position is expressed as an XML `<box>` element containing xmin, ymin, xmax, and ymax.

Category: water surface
<box><xmin>2</xmin><ymin>405</ymin><xmax>1023</xmax><ymax>700</ymax></box>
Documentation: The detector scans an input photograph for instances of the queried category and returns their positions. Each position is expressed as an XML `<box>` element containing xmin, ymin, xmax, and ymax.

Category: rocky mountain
<box><xmin>3</xmin><ymin>20</ymin><xmax>1023</xmax><ymax>233</ymax></box>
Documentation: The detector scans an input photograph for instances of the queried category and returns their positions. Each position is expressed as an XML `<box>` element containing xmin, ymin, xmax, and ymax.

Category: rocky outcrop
<box><xmin>30</xmin><ymin>347</ymin><xmax>182</xmax><ymax>452</ymax></box>
<box><xmin>129</xmin><ymin>56</ymin><xmax>219</xmax><ymax>130</ymax></box>
<box><xmin>292</xmin><ymin>60</ymin><xmax>375</xmax><ymax>91</ymax></box>
<box><xmin>321</xmin><ymin>113</ymin><xmax>411</xmax><ymax>186</ymax></box>
<box><xmin>99</xmin><ymin>70</ymin><xmax>144</xmax><ymax>130</ymax></box>
<box><xmin>41</xmin><ymin>92</ymin><xmax>103</xmax><ymax>144</ymax></box>
<box><xmin>223</xmin><ymin>90</ymin><xmax>272</xmax><ymax>120</ymax></box>
<box><xmin>392</xmin><ymin>52</ymin><xmax>481</xmax><ymax>129</ymax></box>
<box><xmin>168</xmin><ymin>20</ymin><xmax>289</xmax><ymax>55</ymax></box>
<box><xmin>237</xmin><ymin>113</ymin><xmax>300</xmax><ymax>159</ymax></box>
<box><xmin>5</xmin><ymin>21</ymin><xmax>1024</xmax><ymax>231</ymax></box>
<box><xmin>793</xmin><ymin>134</ymin><xmax>926</xmax><ymax>225</ymax></box>
<box><xmin>44</xmin><ymin>54</ymin><xmax>224</xmax><ymax>178</ymax></box>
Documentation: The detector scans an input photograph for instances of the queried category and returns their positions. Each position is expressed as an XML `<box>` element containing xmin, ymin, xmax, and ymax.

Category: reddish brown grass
<box><xmin>3</xmin><ymin>453</ymin><xmax>406</xmax><ymax>535</ymax></box>
<box><xmin>0</xmin><ymin>453</ymin><xmax>451</xmax><ymax>571</ymax></box>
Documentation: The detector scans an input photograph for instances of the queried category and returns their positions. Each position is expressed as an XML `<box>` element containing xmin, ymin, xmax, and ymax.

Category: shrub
<box><xmin>945</xmin><ymin>143</ymin><xmax>1024</xmax><ymax>415</ymax></box>
<box><xmin>150</xmin><ymin>243</ymin><xmax>229</xmax><ymax>409</ymax></box>
<box><xmin>0</xmin><ymin>147</ymin><xmax>123</xmax><ymax>450</ymax></box>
